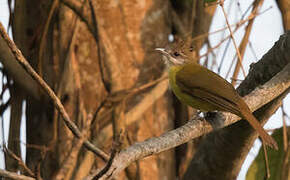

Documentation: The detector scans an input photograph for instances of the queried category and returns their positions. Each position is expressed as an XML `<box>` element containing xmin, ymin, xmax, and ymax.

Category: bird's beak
<box><xmin>155</xmin><ymin>48</ymin><xmax>165</xmax><ymax>53</ymax></box>
<box><xmin>155</xmin><ymin>48</ymin><xmax>169</xmax><ymax>56</ymax></box>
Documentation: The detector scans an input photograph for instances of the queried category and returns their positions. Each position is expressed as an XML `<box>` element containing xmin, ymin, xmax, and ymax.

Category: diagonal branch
<box><xmin>87</xmin><ymin>34</ymin><xmax>290</xmax><ymax>179</ymax></box>
<box><xmin>231</xmin><ymin>0</ymin><xmax>264</xmax><ymax>86</ymax></box>
<box><xmin>220</xmin><ymin>0</ymin><xmax>246</xmax><ymax>77</ymax></box>
<box><xmin>0</xmin><ymin>169</ymin><xmax>35</xmax><ymax>180</ymax></box>
<box><xmin>0</xmin><ymin>29</ymin><xmax>39</xmax><ymax>99</ymax></box>
<box><xmin>60</xmin><ymin>0</ymin><xmax>95</xmax><ymax>39</ymax></box>
<box><xmin>0</xmin><ymin>22</ymin><xmax>109</xmax><ymax>162</ymax></box>
<box><xmin>4</xmin><ymin>147</ymin><xmax>35</xmax><ymax>177</ymax></box>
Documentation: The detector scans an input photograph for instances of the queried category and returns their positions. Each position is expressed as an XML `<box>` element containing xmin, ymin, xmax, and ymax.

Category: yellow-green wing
<box><xmin>176</xmin><ymin>63</ymin><xmax>241</xmax><ymax>115</ymax></box>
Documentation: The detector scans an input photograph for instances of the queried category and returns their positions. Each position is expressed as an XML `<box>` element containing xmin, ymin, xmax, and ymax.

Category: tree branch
<box><xmin>0</xmin><ymin>27</ymin><xmax>39</xmax><ymax>99</ymax></box>
<box><xmin>88</xmin><ymin>60</ymin><xmax>290</xmax><ymax>179</ymax></box>
<box><xmin>0</xmin><ymin>169</ymin><xmax>35</xmax><ymax>180</ymax></box>
<box><xmin>182</xmin><ymin>30</ymin><xmax>290</xmax><ymax>179</ymax></box>
<box><xmin>0</xmin><ymin>22</ymin><xmax>109</xmax><ymax>162</ymax></box>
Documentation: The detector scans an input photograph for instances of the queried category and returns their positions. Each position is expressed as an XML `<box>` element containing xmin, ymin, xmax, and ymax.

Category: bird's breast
<box><xmin>168</xmin><ymin>65</ymin><xmax>221</xmax><ymax>112</ymax></box>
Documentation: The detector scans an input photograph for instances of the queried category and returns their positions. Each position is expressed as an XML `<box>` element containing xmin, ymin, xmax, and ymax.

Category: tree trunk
<box><xmin>2</xmin><ymin>0</ymin><xmax>289</xmax><ymax>180</ymax></box>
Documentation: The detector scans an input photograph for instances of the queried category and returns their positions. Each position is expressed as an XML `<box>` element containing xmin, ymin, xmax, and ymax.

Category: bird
<box><xmin>156</xmin><ymin>40</ymin><xmax>278</xmax><ymax>150</ymax></box>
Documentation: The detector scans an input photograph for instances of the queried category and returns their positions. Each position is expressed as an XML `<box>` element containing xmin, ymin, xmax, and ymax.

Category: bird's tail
<box><xmin>241</xmin><ymin>107</ymin><xmax>278</xmax><ymax>150</ymax></box>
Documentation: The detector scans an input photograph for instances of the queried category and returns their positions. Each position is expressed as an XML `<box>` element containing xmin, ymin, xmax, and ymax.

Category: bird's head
<box><xmin>156</xmin><ymin>38</ymin><xmax>194</xmax><ymax>66</ymax></box>
<box><xmin>155</xmin><ymin>47</ymin><xmax>186</xmax><ymax>66</ymax></box>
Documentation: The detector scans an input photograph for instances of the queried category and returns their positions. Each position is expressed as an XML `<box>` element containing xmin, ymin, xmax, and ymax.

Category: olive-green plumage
<box><xmin>156</xmin><ymin>42</ymin><xmax>277</xmax><ymax>150</ymax></box>
<box><xmin>169</xmin><ymin>63</ymin><xmax>241</xmax><ymax>113</ymax></box>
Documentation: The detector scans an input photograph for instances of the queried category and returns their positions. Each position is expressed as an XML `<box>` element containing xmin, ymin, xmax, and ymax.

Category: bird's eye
<box><xmin>189</xmin><ymin>46</ymin><xmax>193</xmax><ymax>52</ymax></box>
<box><xmin>173</xmin><ymin>52</ymin><xmax>180</xmax><ymax>56</ymax></box>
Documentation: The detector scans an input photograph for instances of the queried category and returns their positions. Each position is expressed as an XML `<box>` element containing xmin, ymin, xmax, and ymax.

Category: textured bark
<box><xmin>183</xmin><ymin>31</ymin><xmax>290</xmax><ymax>180</ymax></box>
<box><xmin>12</xmin><ymin>1</ymin><xmax>56</xmax><ymax>179</ymax></box>
<box><xmin>277</xmin><ymin>0</ymin><xmax>290</xmax><ymax>30</ymax></box>
<box><xmin>90</xmin><ymin>46</ymin><xmax>290</xmax><ymax>179</ymax></box>
<box><xmin>5</xmin><ymin>85</ymin><xmax>23</xmax><ymax>173</ymax></box>
<box><xmin>5</xmin><ymin>1</ymin><xmax>289</xmax><ymax>180</ymax></box>
<box><xmin>5</xmin><ymin>0</ymin><xmax>176</xmax><ymax>179</ymax></box>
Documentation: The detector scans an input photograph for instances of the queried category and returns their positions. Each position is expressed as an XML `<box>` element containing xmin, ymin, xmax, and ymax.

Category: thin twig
<box><xmin>281</xmin><ymin>104</ymin><xmax>288</xmax><ymax>151</ymax></box>
<box><xmin>231</xmin><ymin>0</ymin><xmax>264</xmax><ymax>86</ymax></box>
<box><xmin>205</xmin><ymin>39</ymin><xmax>218</xmax><ymax>70</ymax></box>
<box><xmin>4</xmin><ymin>147</ymin><xmax>35</xmax><ymax>177</ymax></box>
<box><xmin>0</xmin><ymin>22</ymin><xmax>109</xmax><ymax>161</ymax></box>
<box><xmin>248</xmin><ymin>42</ymin><xmax>258</xmax><ymax>61</ymax></box>
<box><xmin>129</xmin><ymin>73</ymin><xmax>168</xmax><ymax>95</ymax></box>
<box><xmin>91</xmin><ymin>73</ymin><xmax>168</xmax><ymax>130</ymax></box>
<box><xmin>218</xmin><ymin>38</ymin><xmax>231</xmax><ymax>74</ymax></box>
<box><xmin>60</xmin><ymin>0</ymin><xmax>95</xmax><ymax>37</ymax></box>
<box><xmin>93</xmin><ymin>137</ymin><xmax>121</xmax><ymax>180</ymax></box>
<box><xmin>219</xmin><ymin>1</ymin><xmax>256</xmax><ymax>74</ymax></box>
<box><xmin>0</xmin><ymin>98</ymin><xmax>11</xmax><ymax>114</ymax></box>
<box><xmin>215</xmin><ymin>0</ymin><xmax>235</xmax><ymax>73</ymax></box>
<box><xmin>88</xmin><ymin>0</ymin><xmax>99</xmax><ymax>42</ymax></box>
<box><xmin>93</xmin><ymin>149</ymin><xmax>116</xmax><ymax>180</ymax></box>
<box><xmin>38</xmin><ymin>0</ymin><xmax>59</xmax><ymax>77</ymax></box>
<box><xmin>198</xmin><ymin>31</ymin><xmax>234</xmax><ymax>60</ymax></box>
<box><xmin>237</xmin><ymin>2</ymin><xmax>259</xmax><ymax>62</ymax></box>
<box><xmin>0</xmin><ymin>169</ymin><xmax>35</xmax><ymax>180</ymax></box>
<box><xmin>191</xmin><ymin>6</ymin><xmax>271</xmax><ymax>43</ymax></box>
<box><xmin>225</xmin><ymin>54</ymin><xmax>236</xmax><ymax>80</ymax></box>
<box><xmin>262</xmin><ymin>144</ymin><xmax>271</xmax><ymax>179</ymax></box>
<box><xmin>93</xmin><ymin>73</ymin><xmax>169</xmax><ymax>153</ymax></box>
<box><xmin>219</xmin><ymin>0</ymin><xmax>246</xmax><ymax>77</ymax></box>
<box><xmin>87</xmin><ymin>56</ymin><xmax>290</xmax><ymax>179</ymax></box>
<box><xmin>197</xmin><ymin>6</ymin><xmax>270</xmax><ymax>61</ymax></box>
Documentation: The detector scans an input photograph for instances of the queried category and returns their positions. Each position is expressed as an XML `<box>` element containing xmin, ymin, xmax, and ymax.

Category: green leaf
<box><xmin>246</xmin><ymin>128</ymin><xmax>287</xmax><ymax>180</ymax></box>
